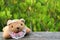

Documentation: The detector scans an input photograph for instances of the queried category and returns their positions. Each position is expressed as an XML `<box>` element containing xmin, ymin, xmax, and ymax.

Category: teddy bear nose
<box><xmin>17</xmin><ymin>27</ymin><xmax>19</xmax><ymax>29</ymax></box>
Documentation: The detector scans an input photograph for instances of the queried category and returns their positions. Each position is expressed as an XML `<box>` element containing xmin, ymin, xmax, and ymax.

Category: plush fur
<box><xmin>3</xmin><ymin>19</ymin><xmax>31</xmax><ymax>39</ymax></box>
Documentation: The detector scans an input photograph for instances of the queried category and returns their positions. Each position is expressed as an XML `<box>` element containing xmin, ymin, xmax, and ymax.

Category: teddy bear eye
<box><xmin>21</xmin><ymin>24</ymin><xmax>23</xmax><ymax>26</ymax></box>
<box><xmin>11</xmin><ymin>26</ymin><xmax>13</xmax><ymax>28</ymax></box>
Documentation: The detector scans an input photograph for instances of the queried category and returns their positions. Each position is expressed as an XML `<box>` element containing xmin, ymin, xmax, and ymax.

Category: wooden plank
<box><xmin>0</xmin><ymin>32</ymin><xmax>60</xmax><ymax>40</ymax></box>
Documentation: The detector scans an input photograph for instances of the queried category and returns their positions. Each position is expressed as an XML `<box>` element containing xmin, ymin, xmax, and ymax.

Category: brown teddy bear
<box><xmin>3</xmin><ymin>19</ymin><xmax>31</xmax><ymax>39</ymax></box>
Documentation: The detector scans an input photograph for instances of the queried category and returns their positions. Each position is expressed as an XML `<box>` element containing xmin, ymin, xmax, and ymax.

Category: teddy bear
<box><xmin>2</xmin><ymin>19</ymin><xmax>31</xmax><ymax>39</ymax></box>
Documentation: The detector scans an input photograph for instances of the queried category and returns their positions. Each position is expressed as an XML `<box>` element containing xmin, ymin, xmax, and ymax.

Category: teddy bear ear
<box><xmin>20</xmin><ymin>18</ymin><xmax>25</xmax><ymax>23</ymax></box>
<box><xmin>7</xmin><ymin>20</ymin><xmax>12</xmax><ymax>25</ymax></box>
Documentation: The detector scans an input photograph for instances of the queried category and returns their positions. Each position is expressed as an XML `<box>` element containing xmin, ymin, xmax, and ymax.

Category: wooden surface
<box><xmin>0</xmin><ymin>32</ymin><xmax>60</xmax><ymax>40</ymax></box>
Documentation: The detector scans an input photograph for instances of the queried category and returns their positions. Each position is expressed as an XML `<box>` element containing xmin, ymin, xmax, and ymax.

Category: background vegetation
<box><xmin>0</xmin><ymin>0</ymin><xmax>60</xmax><ymax>32</ymax></box>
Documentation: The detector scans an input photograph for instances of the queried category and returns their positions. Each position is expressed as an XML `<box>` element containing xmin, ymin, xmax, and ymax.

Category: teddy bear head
<box><xmin>7</xmin><ymin>19</ymin><xmax>25</xmax><ymax>33</ymax></box>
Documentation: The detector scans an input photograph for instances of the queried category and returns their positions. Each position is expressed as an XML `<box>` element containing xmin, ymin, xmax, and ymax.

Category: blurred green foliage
<box><xmin>0</xmin><ymin>0</ymin><xmax>60</xmax><ymax>32</ymax></box>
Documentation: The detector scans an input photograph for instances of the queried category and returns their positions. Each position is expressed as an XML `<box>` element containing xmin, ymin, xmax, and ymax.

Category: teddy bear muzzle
<box><xmin>15</xmin><ymin>27</ymin><xmax>23</xmax><ymax>33</ymax></box>
<box><xmin>17</xmin><ymin>27</ymin><xmax>20</xmax><ymax>30</ymax></box>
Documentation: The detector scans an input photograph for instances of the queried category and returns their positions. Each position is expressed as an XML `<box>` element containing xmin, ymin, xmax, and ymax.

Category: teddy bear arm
<box><xmin>3</xmin><ymin>31</ymin><xmax>11</xmax><ymax>39</ymax></box>
<box><xmin>3</xmin><ymin>26</ymin><xmax>8</xmax><ymax>32</ymax></box>
<box><xmin>3</xmin><ymin>27</ymin><xmax>6</xmax><ymax>32</ymax></box>
<box><xmin>3</xmin><ymin>26</ymin><xmax>11</xmax><ymax>39</ymax></box>
<box><xmin>26</xmin><ymin>27</ymin><xmax>31</xmax><ymax>34</ymax></box>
